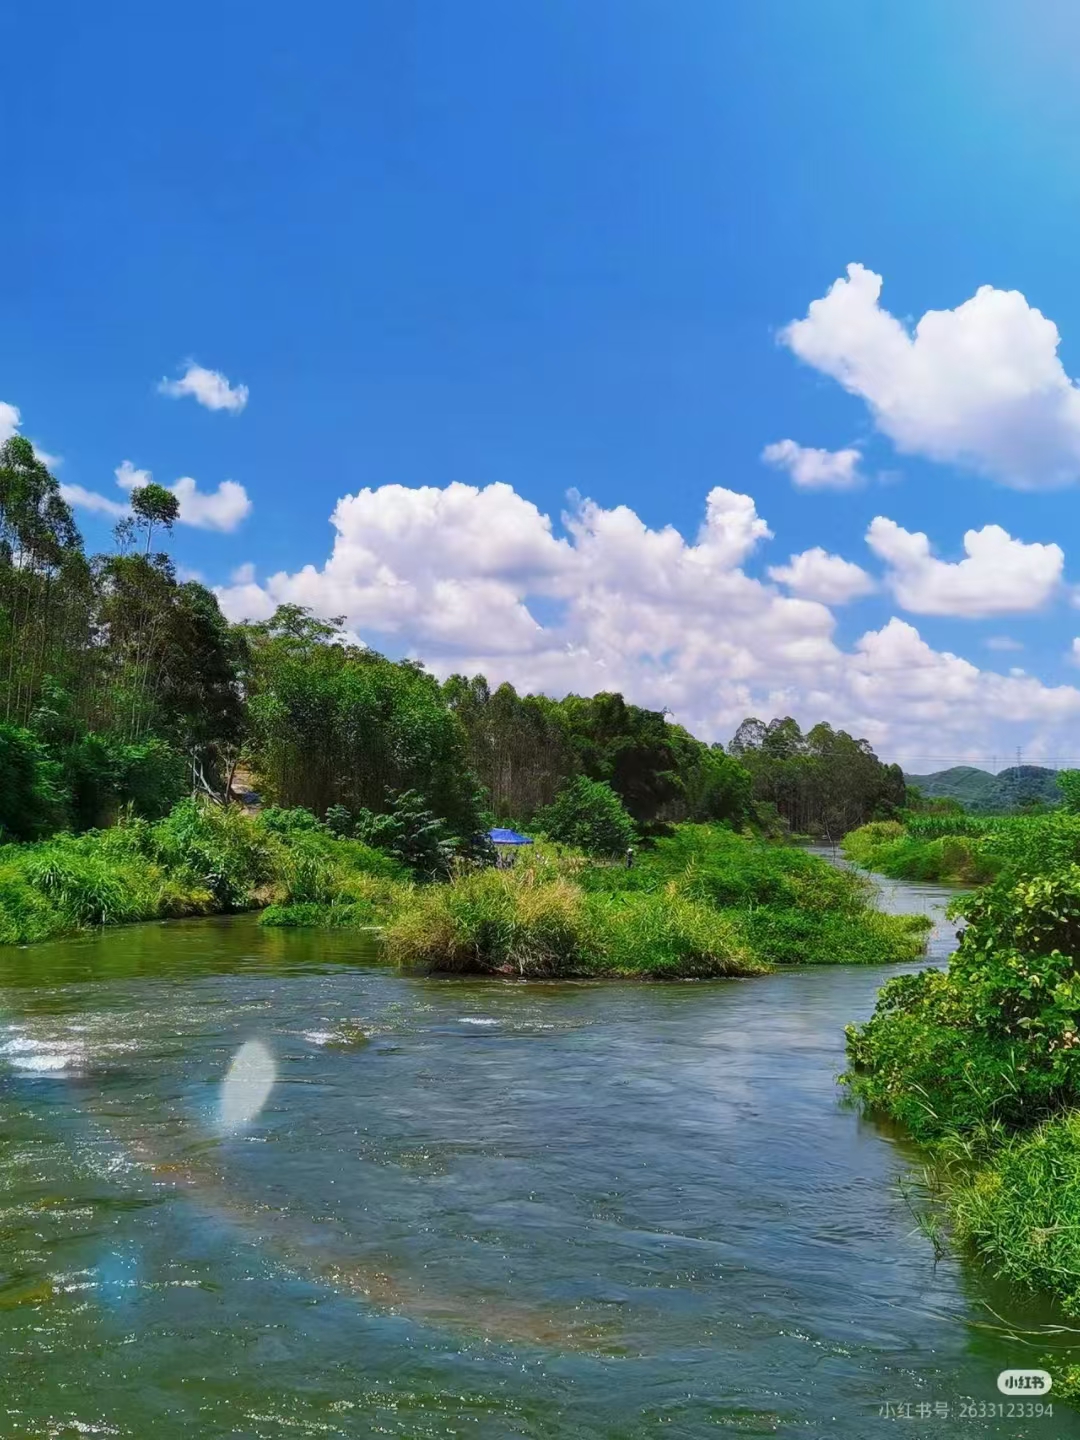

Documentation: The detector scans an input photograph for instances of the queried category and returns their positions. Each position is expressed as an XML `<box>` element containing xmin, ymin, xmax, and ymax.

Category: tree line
<box><xmin>0</xmin><ymin>437</ymin><xmax>904</xmax><ymax>845</ymax></box>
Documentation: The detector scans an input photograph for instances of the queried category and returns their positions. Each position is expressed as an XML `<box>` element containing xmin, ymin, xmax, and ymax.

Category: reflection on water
<box><xmin>0</xmin><ymin>903</ymin><xmax>1076</xmax><ymax>1437</ymax></box>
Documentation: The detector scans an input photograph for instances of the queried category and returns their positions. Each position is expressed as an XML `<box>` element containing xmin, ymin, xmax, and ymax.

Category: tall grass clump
<box><xmin>949</xmin><ymin>1112</ymin><xmax>1080</xmax><ymax>1314</ymax></box>
<box><xmin>578</xmin><ymin>824</ymin><xmax>926</xmax><ymax>965</ymax></box>
<box><xmin>383</xmin><ymin>865</ymin><xmax>761</xmax><ymax>979</ymax></box>
<box><xmin>0</xmin><ymin>799</ymin><xmax>415</xmax><ymax>946</ymax></box>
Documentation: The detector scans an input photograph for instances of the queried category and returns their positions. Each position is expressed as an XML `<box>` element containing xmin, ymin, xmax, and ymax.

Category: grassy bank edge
<box><xmin>0</xmin><ymin>809</ymin><xmax>929</xmax><ymax>978</ymax></box>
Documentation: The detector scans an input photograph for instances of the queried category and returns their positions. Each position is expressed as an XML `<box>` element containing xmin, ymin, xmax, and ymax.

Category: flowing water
<box><xmin>0</xmin><ymin>877</ymin><xmax>1075</xmax><ymax>1438</ymax></box>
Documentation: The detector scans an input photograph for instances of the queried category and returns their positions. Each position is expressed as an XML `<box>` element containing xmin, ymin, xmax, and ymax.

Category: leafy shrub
<box><xmin>534</xmin><ymin>776</ymin><xmax>636</xmax><ymax>857</ymax></box>
<box><xmin>324</xmin><ymin>789</ymin><xmax>464</xmax><ymax>878</ymax></box>
<box><xmin>152</xmin><ymin>799</ymin><xmax>276</xmax><ymax>909</ymax></box>
<box><xmin>59</xmin><ymin>733</ymin><xmax>187</xmax><ymax>830</ymax></box>
<box><xmin>843</xmin><ymin>865</ymin><xmax>1080</xmax><ymax>1140</ymax></box>
<box><xmin>258</xmin><ymin>805</ymin><xmax>327</xmax><ymax>835</ymax></box>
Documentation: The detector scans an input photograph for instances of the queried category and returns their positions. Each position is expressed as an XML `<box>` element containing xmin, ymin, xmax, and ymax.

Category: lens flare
<box><xmin>218</xmin><ymin>1038</ymin><xmax>275</xmax><ymax>1133</ymax></box>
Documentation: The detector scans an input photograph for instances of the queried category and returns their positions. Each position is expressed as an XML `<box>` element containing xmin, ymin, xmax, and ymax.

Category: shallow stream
<box><xmin>0</xmin><ymin>869</ymin><xmax>1074</xmax><ymax>1436</ymax></box>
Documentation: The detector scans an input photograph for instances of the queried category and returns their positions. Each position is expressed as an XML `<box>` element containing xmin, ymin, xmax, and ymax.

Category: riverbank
<box><xmin>842</xmin><ymin>813</ymin><xmax>1080</xmax><ymax>1394</ymax></box>
<box><xmin>0</xmin><ymin>804</ymin><xmax>929</xmax><ymax>977</ymax></box>
<box><xmin>842</xmin><ymin>809</ymin><xmax>1080</xmax><ymax>886</ymax></box>
<box><xmin>0</xmin><ymin>800</ymin><xmax>410</xmax><ymax>947</ymax></box>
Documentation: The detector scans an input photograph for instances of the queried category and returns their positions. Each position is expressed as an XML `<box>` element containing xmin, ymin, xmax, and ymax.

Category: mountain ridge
<box><xmin>903</xmin><ymin>764</ymin><xmax>1061</xmax><ymax>813</ymax></box>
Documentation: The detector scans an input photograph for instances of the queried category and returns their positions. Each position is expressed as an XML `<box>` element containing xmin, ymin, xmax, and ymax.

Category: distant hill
<box><xmin>903</xmin><ymin>765</ymin><xmax>1061</xmax><ymax>814</ymax></box>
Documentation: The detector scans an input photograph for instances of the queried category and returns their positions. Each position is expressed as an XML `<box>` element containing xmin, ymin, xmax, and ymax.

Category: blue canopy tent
<box><xmin>487</xmin><ymin>828</ymin><xmax>533</xmax><ymax>866</ymax></box>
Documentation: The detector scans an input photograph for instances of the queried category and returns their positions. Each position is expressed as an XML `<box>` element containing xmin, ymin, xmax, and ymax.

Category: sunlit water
<box><xmin>0</xmin><ymin>881</ymin><xmax>1077</xmax><ymax>1437</ymax></box>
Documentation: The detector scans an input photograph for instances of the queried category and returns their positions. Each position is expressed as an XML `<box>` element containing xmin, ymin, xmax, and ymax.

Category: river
<box><xmin>0</xmin><ymin>868</ymin><xmax>1075</xmax><ymax>1438</ymax></box>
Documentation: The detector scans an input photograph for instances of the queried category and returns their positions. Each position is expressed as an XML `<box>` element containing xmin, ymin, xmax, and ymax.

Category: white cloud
<box><xmin>0</xmin><ymin>400</ymin><xmax>62</xmax><ymax>469</ymax></box>
<box><xmin>64</xmin><ymin>459</ymin><xmax>252</xmax><ymax>533</ymax></box>
<box><xmin>0</xmin><ymin>401</ymin><xmax>20</xmax><ymax>444</ymax></box>
<box><xmin>114</xmin><ymin>460</ymin><xmax>151</xmax><ymax>491</ymax></box>
<box><xmin>866</xmin><ymin>517</ymin><xmax>1063</xmax><ymax>617</ymax></box>
<box><xmin>213</xmin><ymin>478</ymin><xmax>1080</xmax><ymax>765</ymax></box>
<box><xmin>768</xmin><ymin>547</ymin><xmax>875</xmax><ymax>604</ymax></box>
<box><xmin>782</xmin><ymin>263</ymin><xmax>1080</xmax><ymax>489</ymax></box>
<box><xmin>58</xmin><ymin>483</ymin><xmax>128</xmax><ymax>518</ymax></box>
<box><xmin>761</xmin><ymin>439</ymin><xmax>863</xmax><ymax>490</ymax></box>
<box><xmin>158</xmin><ymin>362</ymin><xmax>249</xmax><ymax>414</ymax></box>
<box><xmin>169</xmin><ymin>476</ymin><xmax>251</xmax><ymax>531</ymax></box>
<box><xmin>1071</xmin><ymin>638</ymin><xmax>1080</xmax><ymax>666</ymax></box>
<box><xmin>986</xmin><ymin>635</ymin><xmax>1024</xmax><ymax>652</ymax></box>
<box><xmin>231</xmin><ymin>562</ymin><xmax>256</xmax><ymax>585</ymax></box>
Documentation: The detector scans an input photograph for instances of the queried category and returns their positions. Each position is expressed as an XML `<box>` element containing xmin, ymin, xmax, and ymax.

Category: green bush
<box><xmin>534</xmin><ymin>776</ymin><xmax>636</xmax><ymax>857</ymax></box>
<box><xmin>843</xmin><ymin>865</ymin><xmax>1080</xmax><ymax>1141</ymax></box>
<box><xmin>152</xmin><ymin>799</ymin><xmax>277</xmax><ymax>909</ymax></box>
<box><xmin>739</xmin><ymin>905</ymin><xmax>931</xmax><ymax>967</ymax></box>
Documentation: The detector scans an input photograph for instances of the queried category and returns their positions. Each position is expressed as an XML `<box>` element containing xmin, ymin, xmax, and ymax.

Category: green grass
<box><xmin>950</xmin><ymin>1111</ymin><xmax>1080</xmax><ymax>1317</ymax></box>
<box><xmin>382</xmin><ymin>864</ymin><xmax>763</xmax><ymax>979</ymax></box>
<box><xmin>843</xmin><ymin>810</ymin><xmax>1080</xmax><ymax>886</ymax></box>
<box><xmin>0</xmin><ymin>799</ymin><xmax>411</xmax><ymax>946</ymax></box>
<box><xmin>0</xmin><ymin>810</ymin><xmax>926</xmax><ymax>980</ymax></box>
<box><xmin>381</xmin><ymin>824</ymin><xmax>926</xmax><ymax>977</ymax></box>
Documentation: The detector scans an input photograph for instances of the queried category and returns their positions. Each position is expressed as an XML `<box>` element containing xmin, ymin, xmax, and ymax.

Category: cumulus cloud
<box><xmin>0</xmin><ymin>402</ymin><xmax>22</xmax><ymax>445</ymax></box>
<box><xmin>63</xmin><ymin>460</ymin><xmax>252</xmax><ymax>533</ymax></box>
<box><xmin>57</xmin><ymin>483</ymin><xmax>129</xmax><ymax>518</ymax></box>
<box><xmin>158</xmin><ymin>362</ymin><xmax>249</xmax><ymax>413</ymax></box>
<box><xmin>782</xmin><ymin>263</ymin><xmax>1080</xmax><ymax>489</ymax></box>
<box><xmin>768</xmin><ymin>547</ymin><xmax>875</xmax><ymax>604</ymax></box>
<box><xmin>0</xmin><ymin>400</ymin><xmax>62</xmax><ymax>469</ymax></box>
<box><xmin>866</xmin><ymin>517</ymin><xmax>1063</xmax><ymax>617</ymax></box>
<box><xmin>213</xmin><ymin>478</ymin><xmax>1080</xmax><ymax>764</ymax></box>
<box><xmin>761</xmin><ymin>439</ymin><xmax>863</xmax><ymax>490</ymax></box>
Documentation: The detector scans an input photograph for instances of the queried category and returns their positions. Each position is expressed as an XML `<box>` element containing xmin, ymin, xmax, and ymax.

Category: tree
<box><xmin>130</xmin><ymin>483</ymin><xmax>180</xmax><ymax>556</ymax></box>
<box><xmin>443</xmin><ymin>675</ymin><xmax>577</xmax><ymax>821</ymax></box>
<box><xmin>243</xmin><ymin>607</ymin><xmax>488</xmax><ymax>841</ymax></box>
<box><xmin>534</xmin><ymin>775</ymin><xmax>636</xmax><ymax>856</ymax></box>
<box><xmin>731</xmin><ymin>715</ymin><xmax>904</xmax><ymax>836</ymax></box>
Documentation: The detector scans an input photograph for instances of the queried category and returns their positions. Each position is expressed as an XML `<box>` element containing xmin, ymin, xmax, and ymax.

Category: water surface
<box><xmin>0</xmin><ymin>887</ymin><xmax>1074</xmax><ymax>1438</ymax></box>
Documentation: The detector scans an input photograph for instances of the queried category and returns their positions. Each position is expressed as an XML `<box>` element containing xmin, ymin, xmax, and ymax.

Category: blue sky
<box><xmin>8</xmin><ymin>1</ymin><xmax>1080</xmax><ymax>768</ymax></box>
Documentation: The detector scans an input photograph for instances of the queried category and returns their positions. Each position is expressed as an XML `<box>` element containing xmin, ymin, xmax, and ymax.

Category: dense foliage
<box><xmin>730</xmin><ymin>716</ymin><xmax>904</xmax><ymax>837</ymax></box>
<box><xmin>843</xmin><ymin>807</ymin><xmax>1080</xmax><ymax>1336</ymax></box>
<box><xmin>443</xmin><ymin>674</ymin><xmax>753</xmax><ymax>829</ymax></box>
<box><xmin>0</xmin><ymin>437</ymin><xmax>243</xmax><ymax>835</ymax></box>
<box><xmin>844</xmin><ymin>809</ymin><xmax>1080</xmax><ymax>885</ymax></box>
<box><xmin>533</xmin><ymin>775</ymin><xmax>636</xmax><ymax>856</ymax></box>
